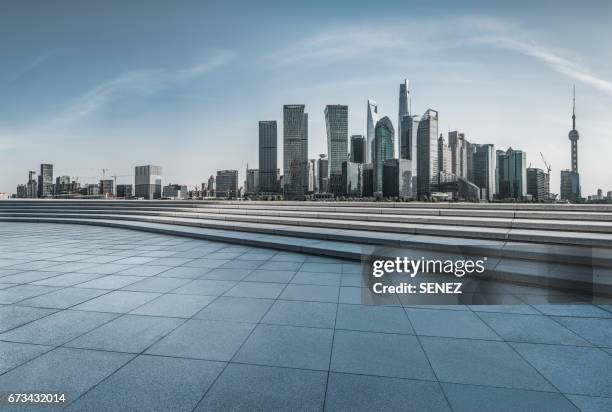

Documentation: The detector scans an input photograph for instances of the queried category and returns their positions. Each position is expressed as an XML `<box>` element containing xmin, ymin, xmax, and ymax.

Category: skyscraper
<box><xmin>372</xmin><ymin>116</ymin><xmax>394</xmax><ymax>194</ymax></box>
<box><xmin>527</xmin><ymin>168</ymin><xmax>546</xmax><ymax>201</ymax></box>
<box><xmin>317</xmin><ymin>154</ymin><xmax>329</xmax><ymax>193</ymax></box>
<box><xmin>135</xmin><ymin>165</ymin><xmax>162</xmax><ymax>199</ymax></box>
<box><xmin>496</xmin><ymin>148</ymin><xmax>526</xmax><ymax>199</ymax></box>
<box><xmin>366</xmin><ymin>99</ymin><xmax>379</xmax><ymax>163</ymax></box>
<box><xmin>398</xmin><ymin>79</ymin><xmax>410</xmax><ymax>156</ymax></box>
<box><xmin>416</xmin><ymin>109</ymin><xmax>439</xmax><ymax>197</ymax></box>
<box><xmin>283</xmin><ymin>105</ymin><xmax>308</xmax><ymax>200</ymax></box>
<box><xmin>325</xmin><ymin>105</ymin><xmax>348</xmax><ymax>196</ymax></box>
<box><xmin>37</xmin><ymin>163</ymin><xmax>53</xmax><ymax>198</ymax></box>
<box><xmin>350</xmin><ymin>135</ymin><xmax>366</xmax><ymax>164</ymax></box>
<box><xmin>259</xmin><ymin>120</ymin><xmax>278</xmax><ymax>194</ymax></box>
<box><xmin>245</xmin><ymin>168</ymin><xmax>259</xmax><ymax>195</ymax></box>
<box><xmin>472</xmin><ymin>144</ymin><xmax>497</xmax><ymax>201</ymax></box>
<box><xmin>448</xmin><ymin>131</ymin><xmax>468</xmax><ymax>179</ymax></box>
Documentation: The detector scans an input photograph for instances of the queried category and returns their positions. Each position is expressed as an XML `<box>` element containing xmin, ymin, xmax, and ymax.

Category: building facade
<box><xmin>341</xmin><ymin>161</ymin><xmax>362</xmax><ymax>198</ymax></box>
<box><xmin>416</xmin><ymin>109</ymin><xmax>439</xmax><ymax>197</ymax></box>
<box><xmin>472</xmin><ymin>144</ymin><xmax>497</xmax><ymax>201</ymax></box>
<box><xmin>116</xmin><ymin>184</ymin><xmax>133</xmax><ymax>198</ymax></box>
<box><xmin>350</xmin><ymin>135</ymin><xmax>366</xmax><ymax>164</ymax></box>
<box><xmin>245</xmin><ymin>169</ymin><xmax>259</xmax><ymax>195</ymax></box>
<box><xmin>372</xmin><ymin>116</ymin><xmax>395</xmax><ymax>194</ymax></box>
<box><xmin>135</xmin><ymin>165</ymin><xmax>162</xmax><ymax>199</ymax></box>
<box><xmin>163</xmin><ymin>184</ymin><xmax>188</xmax><ymax>199</ymax></box>
<box><xmin>560</xmin><ymin>169</ymin><xmax>581</xmax><ymax>202</ymax></box>
<box><xmin>527</xmin><ymin>168</ymin><xmax>546</xmax><ymax>201</ymax></box>
<box><xmin>398</xmin><ymin>79</ymin><xmax>410</xmax><ymax>157</ymax></box>
<box><xmin>99</xmin><ymin>179</ymin><xmax>114</xmax><ymax>197</ymax></box>
<box><xmin>325</xmin><ymin>105</ymin><xmax>348</xmax><ymax>196</ymax></box>
<box><xmin>366</xmin><ymin>99</ymin><xmax>379</xmax><ymax>163</ymax></box>
<box><xmin>216</xmin><ymin>170</ymin><xmax>238</xmax><ymax>199</ymax></box>
<box><xmin>496</xmin><ymin>148</ymin><xmax>527</xmax><ymax>200</ymax></box>
<box><xmin>283</xmin><ymin>105</ymin><xmax>308</xmax><ymax>200</ymax></box>
<box><xmin>383</xmin><ymin>159</ymin><xmax>413</xmax><ymax>198</ymax></box>
<box><xmin>316</xmin><ymin>154</ymin><xmax>329</xmax><ymax>194</ymax></box>
<box><xmin>37</xmin><ymin>163</ymin><xmax>53</xmax><ymax>198</ymax></box>
<box><xmin>258</xmin><ymin>120</ymin><xmax>278</xmax><ymax>194</ymax></box>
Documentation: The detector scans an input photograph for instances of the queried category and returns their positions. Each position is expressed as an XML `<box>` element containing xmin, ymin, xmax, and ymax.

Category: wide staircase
<box><xmin>1</xmin><ymin>200</ymin><xmax>611</xmax><ymax>295</ymax></box>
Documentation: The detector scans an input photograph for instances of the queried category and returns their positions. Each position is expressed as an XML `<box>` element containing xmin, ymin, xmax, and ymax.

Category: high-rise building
<box><xmin>207</xmin><ymin>175</ymin><xmax>215</xmax><ymax>197</ymax></box>
<box><xmin>472</xmin><ymin>144</ymin><xmax>497</xmax><ymax>201</ymax></box>
<box><xmin>308</xmin><ymin>159</ymin><xmax>318</xmax><ymax>193</ymax></box>
<box><xmin>437</xmin><ymin>134</ymin><xmax>452</xmax><ymax>177</ymax></box>
<box><xmin>372</xmin><ymin>116</ymin><xmax>395</xmax><ymax>194</ymax></box>
<box><xmin>316</xmin><ymin>154</ymin><xmax>329</xmax><ymax>193</ymax></box>
<box><xmin>448</xmin><ymin>131</ymin><xmax>468</xmax><ymax>179</ymax></box>
<box><xmin>560</xmin><ymin>169</ymin><xmax>580</xmax><ymax>202</ymax></box>
<box><xmin>55</xmin><ymin>176</ymin><xmax>72</xmax><ymax>196</ymax></box>
<box><xmin>325</xmin><ymin>105</ymin><xmax>348</xmax><ymax>196</ymax></box>
<box><xmin>362</xmin><ymin>163</ymin><xmax>374</xmax><ymax>197</ymax></box>
<box><xmin>527</xmin><ymin>168</ymin><xmax>546</xmax><ymax>201</ymax></box>
<box><xmin>496</xmin><ymin>148</ymin><xmax>526</xmax><ymax>199</ymax></box>
<box><xmin>383</xmin><ymin>159</ymin><xmax>413</xmax><ymax>198</ymax></box>
<box><xmin>216</xmin><ymin>170</ymin><xmax>238</xmax><ymax>199</ymax></box>
<box><xmin>37</xmin><ymin>163</ymin><xmax>53</xmax><ymax>198</ymax></box>
<box><xmin>245</xmin><ymin>168</ymin><xmax>259</xmax><ymax>195</ymax></box>
<box><xmin>283</xmin><ymin>105</ymin><xmax>308</xmax><ymax>200</ymax></box>
<box><xmin>416</xmin><ymin>109</ymin><xmax>439</xmax><ymax>197</ymax></box>
<box><xmin>366</xmin><ymin>99</ymin><xmax>379</xmax><ymax>163</ymax></box>
<box><xmin>116</xmin><ymin>184</ymin><xmax>133</xmax><ymax>198</ymax></box>
<box><xmin>350</xmin><ymin>135</ymin><xmax>366</xmax><ymax>164</ymax></box>
<box><xmin>135</xmin><ymin>165</ymin><xmax>162</xmax><ymax>199</ymax></box>
<box><xmin>26</xmin><ymin>171</ymin><xmax>37</xmax><ymax>198</ymax></box>
<box><xmin>16</xmin><ymin>185</ymin><xmax>27</xmax><ymax>198</ymax></box>
<box><xmin>341</xmin><ymin>161</ymin><xmax>362</xmax><ymax>197</ymax></box>
<box><xmin>398</xmin><ymin>79</ymin><xmax>410</xmax><ymax>156</ymax></box>
<box><xmin>99</xmin><ymin>179</ymin><xmax>114</xmax><ymax>197</ymax></box>
<box><xmin>259</xmin><ymin>120</ymin><xmax>278</xmax><ymax>194</ymax></box>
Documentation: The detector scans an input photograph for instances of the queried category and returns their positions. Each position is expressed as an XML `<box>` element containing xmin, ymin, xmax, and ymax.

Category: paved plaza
<box><xmin>0</xmin><ymin>222</ymin><xmax>611</xmax><ymax>411</ymax></box>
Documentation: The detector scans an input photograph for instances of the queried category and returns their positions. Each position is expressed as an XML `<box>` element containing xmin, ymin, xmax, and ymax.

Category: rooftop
<box><xmin>0</xmin><ymin>222</ymin><xmax>611</xmax><ymax>411</ymax></box>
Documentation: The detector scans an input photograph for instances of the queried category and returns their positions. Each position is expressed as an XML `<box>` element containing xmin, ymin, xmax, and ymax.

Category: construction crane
<box><xmin>540</xmin><ymin>152</ymin><xmax>552</xmax><ymax>201</ymax></box>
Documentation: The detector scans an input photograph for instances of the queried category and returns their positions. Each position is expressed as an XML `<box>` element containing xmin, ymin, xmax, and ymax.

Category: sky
<box><xmin>1</xmin><ymin>0</ymin><xmax>611</xmax><ymax>195</ymax></box>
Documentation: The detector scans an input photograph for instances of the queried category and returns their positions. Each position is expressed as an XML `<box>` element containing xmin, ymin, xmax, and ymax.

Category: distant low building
<box><xmin>163</xmin><ymin>184</ymin><xmax>188</xmax><ymax>199</ymax></box>
<box><xmin>560</xmin><ymin>169</ymin><xmax>580</xmax><ymax>202</ymax></box>
<box><xmin>135</xmin><ymin>165</ymin><xmax>162</xmax><ymax>199</ymax></box>
<box><xmin>116</xmin><ymin>184</ymin><xmax>133</xmax><ymax>198</ymax></box>
<box><xmin>216</xmin><ymin>170</ymin><xmax>238</xmax><ymax>199</ymax></box>
<box><xmin>527</xmin><ymin>168</ymin><xmax>546</xmax><ymax>201</ymax></box>
<box><xmin>99</xmin><ymin>179</ymin><xmax>114</xmax><ymax>197</ymax></box>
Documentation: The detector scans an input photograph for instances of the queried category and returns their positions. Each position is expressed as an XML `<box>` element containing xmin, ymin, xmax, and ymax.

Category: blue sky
<box><xmin>1</xmin><ymin>0</ymin><xmax>611</xmax><ymax>195</ymax></box>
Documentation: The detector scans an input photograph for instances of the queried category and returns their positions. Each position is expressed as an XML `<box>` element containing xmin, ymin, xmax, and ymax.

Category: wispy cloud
<box><xmin>5</xmin><ymin>49</ymin><xmax>61</xmax><ymax>84</ymax></box>
<box><xmin>58</xmin><ymin>50</ymin><xmax>234</xmax><ymax>124</ymax></box>
<box><xmin>270</xmin><ymin>17</ymin><xmax>612</xmax><ymax>95</ymax></box>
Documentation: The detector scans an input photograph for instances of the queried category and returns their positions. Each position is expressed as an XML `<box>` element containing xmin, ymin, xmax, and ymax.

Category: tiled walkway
<box><xmin>0</xmin><ymin>222</ymin><xmax>611</xmax><ymax>411</ymax></box>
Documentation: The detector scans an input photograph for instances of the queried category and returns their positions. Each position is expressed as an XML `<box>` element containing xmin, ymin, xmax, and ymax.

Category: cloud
<box><xmin>5</xmin><ymin>49</ymin><xmax>61</xmax><ymax>84</ymax></box>
<box><xmin>270</xmin><ymin>17</ymin><xmax>612</xmax><ymax>95</ymax></box>
<box><xmin>58</xmin><ymin>50</ymin><xmax>234</xmax><ymax>123</ymax></box>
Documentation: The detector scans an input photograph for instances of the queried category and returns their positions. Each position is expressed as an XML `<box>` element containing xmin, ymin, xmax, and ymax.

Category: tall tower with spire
<box><xmin>568</xmin><ymin>86</ymin><xmax>579</xmax><ymax>173</ymax></box>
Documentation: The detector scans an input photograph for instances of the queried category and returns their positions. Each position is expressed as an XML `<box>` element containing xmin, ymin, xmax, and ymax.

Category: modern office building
<box><xmin>372</xmin><ymin>116</ymin><xmax>395</xmax><ymax>195</ymax></box>
<box><xmin>54</xmin><ymin>176</ymin><xmax>72</xmax><ymax>196</ymax></box>
<box><xmin>258</xmin><ymin>120</ymin><xmax>278</xmax><ymax>194</ymax></box>
<box><xmin>366</xmin><ymin>99</ymin><xmax>379</xmax><ymax>163</ymax></box>
<box><xmin>416</xmin><ymin>109</ymin><xmax>439</xmax><ymax>197</ymax></box>
<box><xmin>439</xmin><ymin>173</ymin><xmax>481</xmax><ymax>202</ymax></box>
<box><xmin>116</xmin><ymin>184</ymin><xmax>133</xmax><ymax>198</ymax></box>
<box><xmin>207</xmin><ymin>175</ymin><xmax>215</xmax><ymax>197</ymax></box>
<box><xmin>16</xmin><ymin>185</ymin><xmax>27</xmax><ymax>198</ymax></box>
<box><xmin>438</xmin><ymin>134</ymin><xmax>452</xmax><ymax>176</ymax></box>
<box><xmin>308</xmin><ymin>159</ymin><xmax>318</xmax><ymax>193</ymax></box>
<box><xmin>216</xmin><ymin>170</ymin><xmax>238</xmax><ymax>199</ymax></box>
<box><xmin>350</xmin><ymin>135</ymin><xmax>366</xmax><ymax>164</ymax></box>
<box><xmin>245</xmin><ymin>168</ymin><xmax>259</xmax><ymax>195</ymax></box>
<box><xmin>362</xmin><ymin>163</ymin><xmax>374</xmax><ymax>197</ymax></box>
<box><xmin>383</xmin><ymin>159</ymin><xmax>413</xmax><ymax>198</ymax></box>
<box><xmin>163</xmin><ymin>184</ymin><xmax>188</xmax><ymax>199</ymax></box>
<box><xmin>26</xmin><ymin>171</ymin><xmax>37</xmax><ymax>198</ymax></box>
<box><xmin>283</xmin><ymin>105</ymin><xmax>308</xmax><ymax>200</ymax></box>
<box><xmin>560</xmin><ymin>169</ymin><xmax>581</xmax><ymax>202</ymax></box>
<box><xmin>316</xmin><ymin>154</ymin><xmax>329</xmax><ymax>194</ymax></box>
<box><xmin>472</xmin><ymin>144</ymin><xmax>497</xmax><ymax>201</ymax></box>
<box><xmin>496</xmin><ymin>148</ymin><xmax>527</xmax><ymax>200</ymax></box>
<box><xmin>99</xmin><ymin>179</ymin><xmax>114</xmax><ymax>197</ymax></box>
<box><xmin>527</xmin><ymin>168</ymin><xmax>546</xmax><ymax>201</ymax></box>
<box><xmin>37</xmin><ymin>163</ymin><xmax>53</xmax><ymax>198</ymax></box>
<box><xmin>341</xmin><ymin>161</ymin><xmax>362</xmax><ymax>197</ymax></box>
<box><xmin>325</xmin><ymin>105</ymin><xmax>348</xmax><ymax>196</ymax></box>
<box><xmin>135</xmin><ymin>165</ymin><xmax>162</xmax><ymax>199</ymax></box>
<box><xmin>448</xmin><ymin>131</ymin><xmax>468</xmax><ymax>179</ymax></box>
<box><xmin>398</xmin><ymin>79</ymin><xmax>410</xmax><ymax>156</ymax></box>
<box><xmin>87</xmin><ymin>184</ymin><xmax>99</xmax><ymax>196</ymax></box>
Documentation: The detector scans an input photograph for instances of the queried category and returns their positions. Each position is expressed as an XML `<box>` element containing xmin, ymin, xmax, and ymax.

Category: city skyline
<box><xmin>1</xmin><ymin>1</ymin><xmax>612</xmax><ymax>194</ymax></box>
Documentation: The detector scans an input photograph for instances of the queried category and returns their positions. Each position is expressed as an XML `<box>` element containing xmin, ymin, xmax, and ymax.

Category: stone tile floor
<box><xmin>0</xmin><ymin>222</ymin><xmax>611</xmax><ymax>411</ymax></box>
